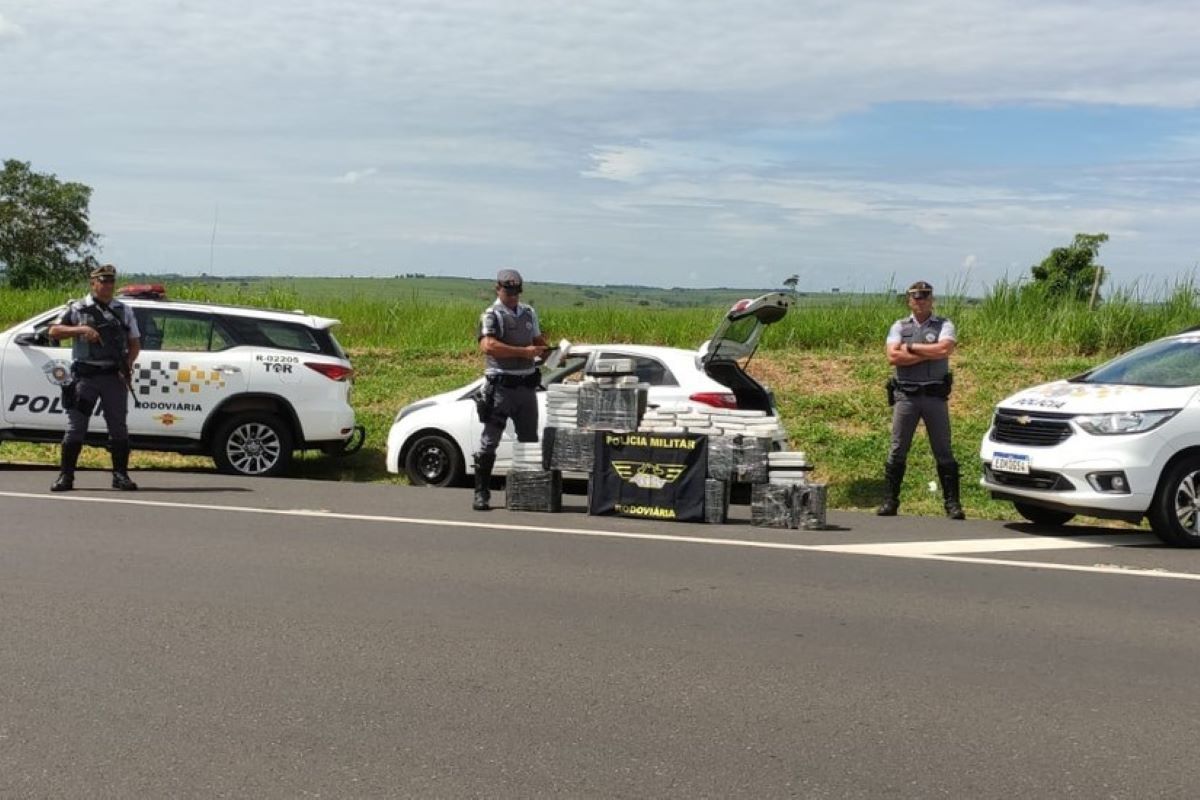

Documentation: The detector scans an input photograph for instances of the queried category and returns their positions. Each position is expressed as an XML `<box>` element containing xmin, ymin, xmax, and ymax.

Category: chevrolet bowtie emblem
<box><xmin>1015</xmin><ymin>415</ymin><xmax>1032</xmax><ymax>425</ymax></box>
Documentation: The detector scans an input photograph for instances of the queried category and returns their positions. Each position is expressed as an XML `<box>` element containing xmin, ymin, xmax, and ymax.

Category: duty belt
<box><xmin>74</xmin><ymin>362</ymin><xmax>121</xmax><ymax>377</ymax></box>
<box><xmin>896</xmin><ymin>380</ymin><xmax>950</xmax><ymax>398</ymax></box>
<box><xmin>486</xmin><ymin>372</ymin><xmax>540</xmax><ymax>389</ymax></box>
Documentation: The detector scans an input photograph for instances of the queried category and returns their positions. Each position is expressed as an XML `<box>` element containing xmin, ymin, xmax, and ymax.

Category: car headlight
<box><xmin>1073</xmin><ymin>409</ymin><xmax>1179</xmax><ymax>435</ymax></box>
<box><xmin>394</xmin><ymin>400</ymin><xmax>435</xmax><ymax>424</ymax></box>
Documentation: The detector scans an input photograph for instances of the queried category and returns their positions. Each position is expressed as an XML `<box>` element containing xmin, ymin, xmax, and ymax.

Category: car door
<box><xmin>130</xmin><ymin>307</ymin><xmax>250</xmax><ymax>437</ymax></box>
<box><xmin>0</xmin><ymin>308</ymin><xmax>76</xmax><ymax>430</ymax></box>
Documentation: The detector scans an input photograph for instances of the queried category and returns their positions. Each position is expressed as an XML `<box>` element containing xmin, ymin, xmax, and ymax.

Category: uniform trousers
<box><xmin>478</xmin><ymin>383</ymin><xmax>538</xmax><ymax>455</ymax></box>
<box><xmin>887</xmin><ymin>391</ymin><xmax>954</xmax><ymax>467</ymax></box>
<box><xmin>64</xmin><ymin>371</ymin><xmax>129</xmax><ymax>445</ymax></box>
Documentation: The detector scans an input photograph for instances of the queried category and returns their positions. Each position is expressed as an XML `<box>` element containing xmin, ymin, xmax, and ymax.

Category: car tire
<box><xmin>212</xmin><ymin>413</ymin><xmax>294</xmax><ymax>477</ymax></box>
<box><xmin>405</xmin><ymin>433</ymin><xmax>464</xmax><ymax>487</ymax></box>
<box><xmin>1148</xmin><ymin>456</ymin><xmax>1200</xmax><ymax>547</ymax></box>
<box><xmin>1013</xmin><ymin>501</ymin><xmax>1075</xmax><ymax>527</ymax></box>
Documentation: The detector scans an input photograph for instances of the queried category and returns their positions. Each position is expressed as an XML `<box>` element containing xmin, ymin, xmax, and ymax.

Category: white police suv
<box><xmin>0</xmin><ymin>285</ymin><xmax>359</xmax><ymax>477</ymax></box>
<box><xmin>980</xmin><ymin>329</ymin><xmax>1200</xmax><ymax>546</ymax></box>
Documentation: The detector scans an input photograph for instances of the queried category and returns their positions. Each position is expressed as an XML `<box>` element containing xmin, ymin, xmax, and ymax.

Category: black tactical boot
<box><xmin>473</xmin><ymin>452</ymin><xmax>495</xmax><ymax>511</ymax></box>
<box><xmin>110</xmin><ymin>443</ymin><xmax>139</xmax><ymax>491</ymax></box>
<box><xmin>51</xmin><ymin>441</ymin><xmax>83</xmax><ymax>492</ymax></box>
<box><xmin>876</xmin><ymin>460</ymin><xmax>906</xmax><ymax>516</ymax></box>
<box><xmin>939</xmin><ymin>462</ymin><xmax>965</xmax><ymax>520</ymax></box>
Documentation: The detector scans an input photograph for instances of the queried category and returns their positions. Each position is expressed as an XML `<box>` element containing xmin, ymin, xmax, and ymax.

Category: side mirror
<box><xmin>14</xmin><ymin>331</ymin><xmax>54</xmax><ymax>347</ymax></box>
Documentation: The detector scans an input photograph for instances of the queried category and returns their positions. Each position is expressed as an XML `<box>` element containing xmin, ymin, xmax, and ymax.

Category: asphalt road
<box><xmin>3</xmin><ymin>465</ymin><xmax>1200</xmax><ymax>798</ymax></box>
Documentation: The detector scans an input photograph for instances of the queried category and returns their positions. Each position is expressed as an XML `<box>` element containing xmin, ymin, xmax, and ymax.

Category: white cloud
<box><xmin>583</xmin><ymin>140</ymin><xmax>778</xmax><ymax>182</ymax></box>
<box><xmin>333</xmin><ymin>167</ymin><xmax>378</xmax><ymax>185</ymax></box>
<box><xmin>7</xmin><ymin>0</ymin><xmax>1200</xmax><ymax>113</ymax></box>
<box><xmin>0</xmin><ymin>13</ymin><xmax>24</xmax><ymax>39</ymax></box>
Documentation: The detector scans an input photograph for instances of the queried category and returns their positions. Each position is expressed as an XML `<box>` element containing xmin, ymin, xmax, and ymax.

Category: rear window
<box><xmin>598</xmin><ymin>352</ymin><xmax>678</xmax><ymax>386</ymax></box>
<box><xmin>134</xmin><ymin>308</ymin><xmax>234</xmax><ymax>352</ymax></box>
<box><xmin>720</xmin><ymin>316</ymin><xmax>759</xmax><ymax>345</ymax></box>
<box><xmin>220</xmin><ymin>315</ymin><xmax>344</xmax><ymax>358</ymax></box>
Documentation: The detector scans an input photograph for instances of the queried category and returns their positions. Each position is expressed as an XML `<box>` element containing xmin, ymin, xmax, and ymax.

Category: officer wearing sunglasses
<box><xmin>471</xmin><ymin>268</ymin><xmax>549</xmax><ymax>511</ymax></box>
<box><xmin>877</xmin><ymin>280</ymin><xmax>964</xmax><ymax>519</ymax></box>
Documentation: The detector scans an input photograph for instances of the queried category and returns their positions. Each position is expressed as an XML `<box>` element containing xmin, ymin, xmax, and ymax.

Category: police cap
<box><xmin>906</xmin><ymin>280</ymin><xmax>934</xmax><ymax>296</ymax></box>
<box><xmin>496</xmin><ymin>268</ymin><xmax>523</xmax><ymax>288</ymax></box>
<box><xmin>90</xmin><ymin>263</ymin><xmax>118</xmax><ymax>281</ymax></box>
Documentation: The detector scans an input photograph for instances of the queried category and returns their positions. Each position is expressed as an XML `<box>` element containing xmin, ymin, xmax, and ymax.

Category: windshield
<box><xmin>1076</xmin><ymin>337</ymin><xmax>1200</xmax><ymax>387</ymax></box>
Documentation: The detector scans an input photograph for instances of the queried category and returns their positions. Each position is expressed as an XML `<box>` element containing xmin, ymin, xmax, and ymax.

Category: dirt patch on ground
<box><xmin>748</xmin><ymin>352</ymin><xmax>875</xmax><ymax>397</ymax></box>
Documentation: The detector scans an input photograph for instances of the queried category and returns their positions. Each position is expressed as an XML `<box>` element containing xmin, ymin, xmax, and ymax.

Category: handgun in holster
<box><xmin>885</xmin><ymin>376</ymin><xmax>897</xmax><ymax>407</ymax></box>
<box><xmin>474</xmin><ymin>380</ymin><xmax>497</xmax><ymax>423</ymax></box>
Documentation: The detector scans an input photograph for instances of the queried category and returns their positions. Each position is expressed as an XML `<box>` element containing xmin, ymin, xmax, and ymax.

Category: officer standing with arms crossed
<box><xmin>48</xmin><ymin>263</ymin><xmax>141</xmax><ymax>492</ymax></box>
<box><xmin>472</xmin><ymin>269</ymin><xmax>548</xmax><ymax>511</ymax></box>
<box><xmin>877</xmin><ymin>280</ymin><xmax>964</xmax><ymax>519</ymax></box>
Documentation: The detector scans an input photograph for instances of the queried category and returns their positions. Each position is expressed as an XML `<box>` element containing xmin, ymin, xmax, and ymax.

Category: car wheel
<box><xmin>1148</xmin><ymin>456</ymin><xmax>1200</xmax><ymax>547</ymax></box>
<box><xmin>1013</xmin><ymin>501</ymin><xmax>1075</xmax><ymax>527</ymax></box>
<box><xmin>212</xmin><ymin>413</ymin><xmax>294</xmax><ymax>477</ymax></box>
<box><xmin>405</xmin><ymin>433</ymin><xmax>464</xmax><ymax>487</ymax></box>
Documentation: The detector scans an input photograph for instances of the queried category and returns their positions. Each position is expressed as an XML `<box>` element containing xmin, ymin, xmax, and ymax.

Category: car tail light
<box><xmin>305</xmin><ymin>362</ymin><xmax>354</xmax><ymax>382</ymax></box>
<box><xmin>689</xmin><ymin>392</ymin><xmax>738</xmax><ymax>409</ymax></box>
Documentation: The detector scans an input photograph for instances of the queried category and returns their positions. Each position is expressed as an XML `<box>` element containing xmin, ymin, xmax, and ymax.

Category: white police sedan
<box><xmin>981</xmin><ymin>328</ymin><xmax>1200</xmax><ymax>546</ymax></box>
<box><xmin>387</xmin><ymin>293</ymin><xmax>792</xmax><ymax>486</ymax></box>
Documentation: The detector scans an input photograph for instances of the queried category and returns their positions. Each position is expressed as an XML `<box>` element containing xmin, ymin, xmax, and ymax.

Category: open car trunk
<box><xmin>697</xmin><ymin>292</ymin><xmax>792</xmax><ymax>414</ymax></box>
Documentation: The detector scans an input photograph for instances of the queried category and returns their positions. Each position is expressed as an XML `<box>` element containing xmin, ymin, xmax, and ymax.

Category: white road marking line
<box><xmin>811</xmin><ymin>535</ymin><xmax>1156</xmax><ymax>556</ymax></box>
<box><xmin>906</xmin><ymin>554</ymin><xmax>1200</xmax><ymax>581</ymax></box>
<box><xmin>0</xmin><ymin>490</ymin><xmax>1194</xmax><ymax>582</ymax></box>
<box><xmin>0</xmin><ymin>491</ymin><xmax>822</xmax><ymax>551</ymax></box>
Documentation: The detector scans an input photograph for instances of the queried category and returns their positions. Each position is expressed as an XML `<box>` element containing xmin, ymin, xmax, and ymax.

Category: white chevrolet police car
<box><xmin>0</xmin><ymin>285</ymin><xmax>359</xmax><ymax>477</ymax></box>
<box><xmin>981</xmin><ymin>328</ymin><xmax>1200</xmax><ymax>546</ymax></box>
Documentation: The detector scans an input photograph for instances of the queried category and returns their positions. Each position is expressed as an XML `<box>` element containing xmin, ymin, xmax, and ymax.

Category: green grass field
<box><xmin>3</xmin><ymin>275</ymin><xmax>1199</xmax><ymax>524</ymax></box>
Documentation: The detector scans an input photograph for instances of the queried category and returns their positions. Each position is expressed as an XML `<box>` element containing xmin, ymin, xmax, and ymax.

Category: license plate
<box><xmin>992</xmin><ymin>452</ymin><xmax>1031</xmax><ymax>475</ymax></box>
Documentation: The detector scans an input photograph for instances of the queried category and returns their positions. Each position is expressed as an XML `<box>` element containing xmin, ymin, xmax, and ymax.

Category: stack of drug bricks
<box><xmin>749</xmin><ymin>450</ymin><xmax>829</xmax><ymax>530</ymax></box>
<box><xmin>526</xmin><ymin>363</ymin><xmax>826</xmax><ymax>526</ymax></box>
<box><xmin>505</xmin><ymin>441</ymin><xmax>562</xmax><ymax>512</ymax></box>
<box><xmin>640</xmin><ymin>405</ymin><xmax>791</xmax><ymax>525</ymax></box>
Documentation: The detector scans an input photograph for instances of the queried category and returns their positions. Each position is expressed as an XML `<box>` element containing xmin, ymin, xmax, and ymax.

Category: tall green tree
<box><xmin>0</xmin><ymin>160</ymin><xmax>100</xmax><ymax>288</ymax></box>
<box><xmin>1030</xmin><ymin>232</ymin><xmax>1108</xmax><ymax>302</ymax></box>
<box><xmin>782</xmin><ymin>274</ymin><xmax>799</xmax><ymax>293</ymax></box>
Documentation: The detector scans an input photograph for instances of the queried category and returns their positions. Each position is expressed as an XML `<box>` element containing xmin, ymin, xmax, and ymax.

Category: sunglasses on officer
<box><xmin>908</xmin><ymin>290</ymin><xmax>932</xmax><ymax>300</ymax></box>
<box><xmin>499</xmin><ymin>281</ymin><xmax>523</xmax><ymax>295</ymax></box>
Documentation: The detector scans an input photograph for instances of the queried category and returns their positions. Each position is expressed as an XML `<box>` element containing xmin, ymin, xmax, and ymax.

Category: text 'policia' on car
<box><xmin>0</xmin><ymin>283</ymin><xmax>363</xmax><ymax>477</ymax></box>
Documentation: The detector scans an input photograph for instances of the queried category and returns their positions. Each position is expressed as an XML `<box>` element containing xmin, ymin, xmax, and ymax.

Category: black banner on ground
<box><xmin>588</xmin><ymin>432</ymin><xmax>708</xmax><ymax>522</ymax></box>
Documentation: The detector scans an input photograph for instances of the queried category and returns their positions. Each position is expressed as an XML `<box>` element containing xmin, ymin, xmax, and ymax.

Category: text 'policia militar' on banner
<box><xmin>588</xmin><ymin>432</ymin><xmax>708</xmax><ymax>522</ymax></box>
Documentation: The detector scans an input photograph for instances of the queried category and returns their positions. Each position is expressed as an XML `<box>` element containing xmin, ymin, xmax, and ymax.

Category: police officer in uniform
<box><xmin>48</xmin><ymin>263</ymin><xmax>142</xmax><ymax>492</ymax></box>
<box><xmin>877</xmin><ymin>280</ymin><xmax>964</xmax><ymax>519</ymax></box>
<box><xmin>472</xmin><ymin>269</ymin><xmax>548</xmax><ymax>511</ymax></box>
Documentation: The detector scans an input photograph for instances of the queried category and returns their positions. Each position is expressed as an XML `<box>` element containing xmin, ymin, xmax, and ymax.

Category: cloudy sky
<box><xmin>3</xmin><ymin>0</ymin><xmax>1199</xmax><ymax>291</ymax></box>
